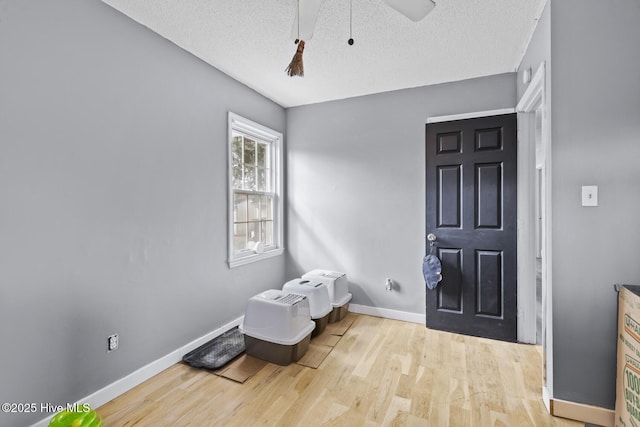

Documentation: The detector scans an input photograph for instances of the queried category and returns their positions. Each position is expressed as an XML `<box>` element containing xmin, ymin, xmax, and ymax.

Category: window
<box><xmin>228</xmin><ymin>112</ymin><xmax>283</xmax><ymax>267</ymax></box>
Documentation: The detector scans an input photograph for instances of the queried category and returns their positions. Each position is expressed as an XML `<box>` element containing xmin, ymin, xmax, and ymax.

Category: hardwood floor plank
<box><xmin>98</xmin><ymin>314</ymin><xmax>583</xmax><ymax>426</ymax></box>
<box><xmin>381</xmin><ymin>395</ymin><xmax>411</xmax><ymax>426</ymax></box>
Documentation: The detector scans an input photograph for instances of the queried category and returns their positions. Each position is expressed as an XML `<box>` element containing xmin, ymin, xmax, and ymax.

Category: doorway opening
<box><xmin>516</xmin><ymin>61</ymin><xmax>552</xmax><ymax>409</ymax></box>
<box><xmin>425</xmin><ymin>62</ymin><xmax>551</xmax><ymax>408</ymax></box>
<box><xmin>424</xmin><ymin>113</ymin><xmax>518</xmax><ymax>342</ymax></box>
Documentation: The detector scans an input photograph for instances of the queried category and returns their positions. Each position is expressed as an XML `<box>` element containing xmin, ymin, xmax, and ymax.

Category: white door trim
<box><xmin>516</xmin><ymin>61</ymin><xmax>553</xmax><ymax>408</ymax></box>
<box><xmin>426</xmin><ymin>108</ymin><xmax>515</xmax><ymax>124</ymax></box>
<box><xmin>516</xmin><ymin>107</ymin><xmax>537</xmax><ymax>345</ymax></box>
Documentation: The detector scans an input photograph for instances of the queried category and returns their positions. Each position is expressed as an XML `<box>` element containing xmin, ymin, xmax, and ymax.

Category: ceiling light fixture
<box><xmin>383</xmin><ymin>0</ymin><xmax>436</xmax><ymax>22</ymax></box>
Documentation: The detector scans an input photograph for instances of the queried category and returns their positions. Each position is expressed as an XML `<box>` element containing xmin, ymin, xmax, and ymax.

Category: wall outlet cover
<box><xmin>581</xmin><ymin>185</ymin><xmax>598</xmax><ymax>207</ymax></box>
<box><xmin>107</xmin><ymin>334</ymin><xmax>119</xmax><ymax>352</ymax></box>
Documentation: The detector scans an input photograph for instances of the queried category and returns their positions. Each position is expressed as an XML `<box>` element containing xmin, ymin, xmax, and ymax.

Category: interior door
<box><xmin>425</xmin><ymin>114</ymin><xmax>517</xmax><ymax>342</ymax></box>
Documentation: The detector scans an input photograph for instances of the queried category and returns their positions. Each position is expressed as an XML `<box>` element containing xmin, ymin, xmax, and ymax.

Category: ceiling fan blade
<box><xmin>290</xmin><ymin>0</ymin><xmax>323</xmax><ymax>41</ymax></box>
<box><xmin>383</xmin><ymin>0</ymin><xmax>436</xmax><ymax>22</ymax></box>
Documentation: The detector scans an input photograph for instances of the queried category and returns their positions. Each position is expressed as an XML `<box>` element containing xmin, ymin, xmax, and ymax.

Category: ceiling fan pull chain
<box><xmin>348</xmin><ymin>0</ymin><xmax>354</xmax><ymax>45</ymax></box>
<box><xmin>295</xmin><ymin>0</ymin><xmax>300</xmax><ymax>44</ymax></box>
<box><xmin>286</xmin><ymin>0</ymin><xmax>305</xmax><ymax>77</ymax></box>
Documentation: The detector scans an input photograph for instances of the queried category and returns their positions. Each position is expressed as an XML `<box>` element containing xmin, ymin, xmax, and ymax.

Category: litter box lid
<box><xmin>241</xmin><ymin>290</ymin><xmax>315</xmax><ymax>345</ymax></box>
<box><xmin>302</xmin><ymin>270</ymin><xmax>349</xmax><ymax>305</ymax></box>
<box><xmin>282</xmin><ymin>279</ymin><xmax>332</xmax><ymax>319</ymax></box>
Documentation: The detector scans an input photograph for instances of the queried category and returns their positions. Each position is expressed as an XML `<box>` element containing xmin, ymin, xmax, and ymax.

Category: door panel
<box><xmin>438</xmin><ymin>248</ymin><xmax>463</xmax><ymax>312</ymax></box>
<box><xmin>426</xmin><ymin>114</ymin><xmax>517</xmax><ymax>342</ymax></box>
<box><xmin>437</xmin><ymin>165</ymin><xmax>462</xmax><ymax>228</ymax></box>
<box><xmin>476</xmin><ymin>250</ymin><xmax>503</xmax><ymax>317</ymax></box>
<box><xmin>476</xmin><ymin>163</ymin><xmax>502</xmax><ymax>229</ymax></box>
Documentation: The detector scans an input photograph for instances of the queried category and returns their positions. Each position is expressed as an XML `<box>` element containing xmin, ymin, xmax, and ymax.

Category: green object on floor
<box><xmin>48</xmin><ymin>405</ymin><xmax>101</xmax><ymax>427</ymax></box>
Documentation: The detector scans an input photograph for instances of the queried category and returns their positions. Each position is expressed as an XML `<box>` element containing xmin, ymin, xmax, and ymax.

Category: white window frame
<box><xmin>227</xmin><ymin>112</ymin><xmax>284</xmax><ymax>268</ymax></box>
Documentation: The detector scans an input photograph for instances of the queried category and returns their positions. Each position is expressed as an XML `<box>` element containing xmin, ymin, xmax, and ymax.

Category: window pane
<box><xmin>247</xmin><ymin>221</ymin><xmax>260</xmax><ymax>245</ymax></box>
<box><xmin>257</xmin><ymin>143</ymin><xmax>267</xmax><ymax>168</ymax></box>
<box><xmin>261</xmin><ymin>195</ymin><xmax>272</xmax><ymax>220</ymax></box>
<box><xmin>248</xmin><ymin>195</ymin><xmax>261</xmax><ymax>221</ymax></box>
<box><xmin>234</xmin><ymin>193</ymin><xmax>247</xmax><ymax>222</ymax></box>
<box><xmin>257</xmin><ymin>167</ymin><xmax>266</xmax><ymax>191</ymax></box>
<box><xmin>244</xmin><ymin>138</ymin><xmax>256</xmax><ymax>166</ymax></box>
<box><xmin>262</xmin><ymin>221</ymin><xmax>273</xmax><ymax>246</ymax></box>
<box><xmin>232</xmin><ymin>136</ymin><xmax>243</xmax><ymax>189</ymax></box>
<box><xmin>233</xmin><ymin>223</ymin><xmax>247</xmax><ymax>253</ymax></box>
<box><xmin>243</xmin><ymin>166</ymin><xmax>256</xmax><ymax>190</ymax></box>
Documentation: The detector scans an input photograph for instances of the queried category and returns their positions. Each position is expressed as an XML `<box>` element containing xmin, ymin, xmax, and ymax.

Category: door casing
<box><xmin>516</xmin><ymin>62</ymin><xmax>553</xmax><ymax>409</ymax></box>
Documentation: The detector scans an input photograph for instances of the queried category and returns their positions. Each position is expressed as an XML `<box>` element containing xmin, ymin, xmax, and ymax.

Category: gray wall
<box><xmin>286</xmin><ymin>74</ymin><xmax>516</xmax><ymax>315</ymax></box>
<box><xmin>548</xmin><ymin>0</ymin><xmax>640</xmax><ymax>409</ymax></box>
<box><xmin>518</xmin><ymin>0</ymin><xmax>640</xmax><ymax>410</ymax></box>
<box><xmin>517</xmin><ymin>0</ymin><xmax>550</xmax><ymax>100</ymax></box>
<box><xmin>0</xmin><ymin>1</ymin><xmax>286</xmax><ymax>426</ymax></box>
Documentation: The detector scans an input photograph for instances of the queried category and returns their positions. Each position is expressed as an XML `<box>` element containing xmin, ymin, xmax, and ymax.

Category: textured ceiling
<box><xmin>101</xmin><ymin>0</ymin><xmax>547</xmax><ymax>108</ymax></box>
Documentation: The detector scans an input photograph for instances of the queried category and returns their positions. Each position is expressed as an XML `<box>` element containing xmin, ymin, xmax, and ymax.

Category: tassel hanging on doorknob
<box><xmin>286</xmin><ymin>40</ymin><xmax>305</xmax><ymax>77</ymax></box>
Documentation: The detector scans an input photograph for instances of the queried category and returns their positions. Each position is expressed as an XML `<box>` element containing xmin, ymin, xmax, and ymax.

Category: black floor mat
<box><xmin>182</xmin><ymin>326</ymin><xmax>246</xmax><ymax>370</ymax></box>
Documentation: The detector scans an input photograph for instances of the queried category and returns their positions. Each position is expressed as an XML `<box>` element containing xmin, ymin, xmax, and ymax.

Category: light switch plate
<box><xmin>582</xmin><ymin>186</ymin><xmax>598</xmax><ymax>207</ymax></box>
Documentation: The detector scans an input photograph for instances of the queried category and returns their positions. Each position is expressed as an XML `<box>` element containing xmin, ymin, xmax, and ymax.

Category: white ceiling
<box><xmin>101</xmin><ymin>0</ymin><xmax>546</xmax><ymax>108</ymax></box>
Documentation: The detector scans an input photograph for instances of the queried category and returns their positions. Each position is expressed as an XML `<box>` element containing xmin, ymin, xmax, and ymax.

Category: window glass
<box><xmin>228</xmin><ymin>113</ymin><xmax>283</xmax><ymax>267</ymax></box>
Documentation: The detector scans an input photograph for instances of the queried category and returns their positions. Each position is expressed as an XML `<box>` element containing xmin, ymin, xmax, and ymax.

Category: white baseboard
<box><xmin>349</xmin><ymin>303</ymin><xmax>425</xmax><ymax>324</ymax></box>
<box><xmin>31</xmin><ymin>316</ymin><xmax>244</xmax><ymax>427</ymax></box>
<box><xmin>551</xmin><ymin>397</ymin><xmax>614</xmax><ymax>427</ymax></box>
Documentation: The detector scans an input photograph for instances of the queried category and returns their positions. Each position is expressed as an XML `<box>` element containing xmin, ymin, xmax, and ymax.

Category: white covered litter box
<box><xmin>302</xmin><ymin>269</ymin><xmax>352</xmax><ymax>323</ymax></box>
<box><xmin>282</xmin><ymin>278</ymin><xmax>332</xmax><ymax>337</ymax></box>
<box><xmin>240</xmin><ymin>289</ymin><xmax>315</xmax><ymax>365</ymax></box>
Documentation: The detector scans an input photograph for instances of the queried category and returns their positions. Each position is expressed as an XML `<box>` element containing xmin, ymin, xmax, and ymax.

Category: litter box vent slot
<box><xmin>277</xmin><ymin>293</ymin><xmax>306</xmax><ymax>305</ymax></box>
<box><xmin>322</xmin><ymin>271</ymin><xmax>345</xmax><ymax>279</ymax></box>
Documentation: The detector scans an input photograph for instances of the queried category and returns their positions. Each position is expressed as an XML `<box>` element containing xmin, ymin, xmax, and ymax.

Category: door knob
<box><xmin>427</xmin><ymin>233</ymin><xmax>437</xmax><ymax>242</ymax></box>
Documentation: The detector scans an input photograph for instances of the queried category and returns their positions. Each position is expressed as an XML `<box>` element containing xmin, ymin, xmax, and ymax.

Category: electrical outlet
<box><xmin>107</xmin><ymin>334</ymin><xmax>119</xmax><ymax>352</ymax></box>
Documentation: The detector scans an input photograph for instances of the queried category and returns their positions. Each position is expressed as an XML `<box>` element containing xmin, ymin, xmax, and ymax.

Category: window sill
<box><xmin>228</xmin><ymin>248</ymin><xmax>284</xmax><ymax>269</ymax></box>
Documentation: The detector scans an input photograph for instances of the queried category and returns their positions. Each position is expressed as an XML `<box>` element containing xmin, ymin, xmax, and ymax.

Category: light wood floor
<box><xmin>98</xmin><ymin>314</ymin><xmax>583</xmax><ymax>426</ymax></box>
